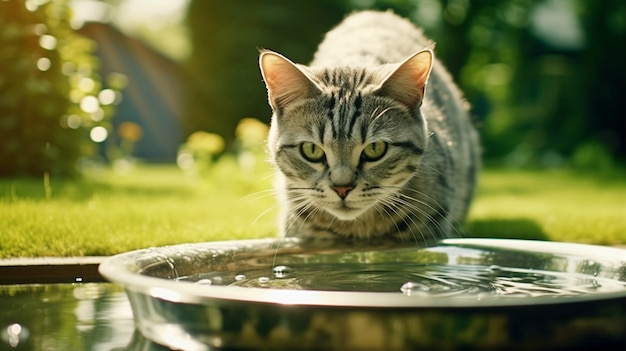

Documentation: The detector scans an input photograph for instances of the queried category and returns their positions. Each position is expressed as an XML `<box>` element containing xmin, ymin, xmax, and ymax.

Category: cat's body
<box><xmin>260</xmin><ymin>11</ymin><xmax>479</xmax><ymax>244</ymax></box>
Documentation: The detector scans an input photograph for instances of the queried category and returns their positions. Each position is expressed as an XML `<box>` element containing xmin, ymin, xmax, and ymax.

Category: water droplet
<box><xmin>400</xmin><ymin>281</ymin><xmax>430</xmax><ymax>296</ymax></box>
<box><xmin>234</xmin><ymin>274</ymin><xmax>246</xmax><ymax>281</ymax></box>
<box><xmin>272</xmin><ymin>265</ymin><xmax>292</xmax><ymax>279</ymax></box>
<box><xmin>467</xmin><ymin>286</ymin><xmax>481</xmax><ymax>294</ymax></box>
<box><xmin>164</xmin><ymin>257</ymin><xmax>179</xmax><ymax>279</ymax></box>
<box><xmin>196</xmin><ymin>279</ymin><xmax>212</xmax><ymax>285</ymax></box>
<box><xmin>3</xmin><ymin>323</ymin><xmax>29</xmax><ymax>347</ymax></box>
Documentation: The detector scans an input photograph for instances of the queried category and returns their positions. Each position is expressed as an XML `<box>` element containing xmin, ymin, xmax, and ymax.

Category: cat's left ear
<box><xmin>375</xmin><ymin>49</ymin><xmax>433</xmax><ymax>110</ymax></box>
<box><xmin>259</xmin><ymin>50</ymin><xmax>322</xmax><ymax>111</ymax></box>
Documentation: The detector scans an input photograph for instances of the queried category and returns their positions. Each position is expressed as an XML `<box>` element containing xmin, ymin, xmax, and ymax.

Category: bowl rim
<box><xmin>99</xmin><ymin>238</ymin><xmax>626</xmax><ymax>308</ymax></box>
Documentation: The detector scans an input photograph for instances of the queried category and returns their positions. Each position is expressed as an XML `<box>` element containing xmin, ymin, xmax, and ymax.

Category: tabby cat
<box><xmin>259</xmin><ymin>10</ymin><xmax>479</xmax><ymax>244</ymax></box>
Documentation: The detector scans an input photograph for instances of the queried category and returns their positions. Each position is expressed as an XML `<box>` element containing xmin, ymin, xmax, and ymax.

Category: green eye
<box><xmin>362</xmin><ymin>141</ymin><xmax>388</xmax><ymax>162</ymax></box>
<box><xmin>300</xmin><ymin>142</ymin><xmax>325</xmax><ymax>162</ymax></box>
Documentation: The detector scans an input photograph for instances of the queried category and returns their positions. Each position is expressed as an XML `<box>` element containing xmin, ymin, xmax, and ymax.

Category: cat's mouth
<box><xmin>327</xmin><ymin>203</ymin><xmax>369</xmax><ymax>221</ymax></box>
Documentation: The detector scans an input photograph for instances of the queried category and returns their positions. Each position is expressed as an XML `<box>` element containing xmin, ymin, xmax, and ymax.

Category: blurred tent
<box><xmin>78</xmin><ymin>22</ymin><xmax>183</xmax><ymax>162</ymax></box>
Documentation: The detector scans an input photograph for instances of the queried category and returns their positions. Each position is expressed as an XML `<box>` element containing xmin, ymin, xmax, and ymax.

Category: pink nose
<box><xmin>333</xmin><ymin>186</ymin><xmax>354</xmax><ymax>199</ymax></box>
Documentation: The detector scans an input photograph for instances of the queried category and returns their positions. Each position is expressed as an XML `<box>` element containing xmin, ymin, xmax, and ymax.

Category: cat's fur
<box><xmin>259</xmin><ymin>11</ymin><xmax>479</xmax><ymax>244</ymax></box>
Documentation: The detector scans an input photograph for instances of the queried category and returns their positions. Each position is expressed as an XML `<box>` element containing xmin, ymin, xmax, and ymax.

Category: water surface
<box><xmin>0</xmin><ymin>283</ymin><xmax>133</xmax><ymax>350</ymax></box>
<box><xmin>177</xmin><ymin>262</ymin><xmax>625</xmax><ymax>298</ymax></box>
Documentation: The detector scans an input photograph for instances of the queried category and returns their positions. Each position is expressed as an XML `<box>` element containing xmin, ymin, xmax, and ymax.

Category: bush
<box><xmin>0</xmin><ymin>0</ymin><xmax>115</xmax><ymax>177</ymax></box>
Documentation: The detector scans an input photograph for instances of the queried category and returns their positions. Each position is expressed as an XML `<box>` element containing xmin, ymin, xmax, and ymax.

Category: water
<box><xmin>177</xmin><ymin>263</ymin><xmax>625</xmax><ymax>298</ymax></box>
<box><xmin>0</xmin><ymin>283</ymin><xmax>135</xmax><ymax>351</ymax></box>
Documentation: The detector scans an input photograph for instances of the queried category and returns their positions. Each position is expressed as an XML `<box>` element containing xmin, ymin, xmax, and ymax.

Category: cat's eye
<box><xmin>362</xmin><ymin>141</ymin><xmax>388</xmax><ymax>162</ymax></box>
<box><xmin>300</xmin><ymin>142</ymin><xmax>325</xmax><ymax>162</ymax></box>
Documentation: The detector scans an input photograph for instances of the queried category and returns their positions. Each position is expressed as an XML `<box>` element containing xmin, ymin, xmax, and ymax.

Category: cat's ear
<box><xmin>259</xmin><ymin>50</ymin><xmax>321</xmax><ymax>111</ymax></box>
<box><xmin>375</xmin><ymin>49</ymin><xmax>433</xmax><ymax>110</ymax></box>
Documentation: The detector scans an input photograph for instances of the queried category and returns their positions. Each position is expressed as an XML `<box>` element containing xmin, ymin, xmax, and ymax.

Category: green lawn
<box><xmin>1</xmin><ymin>160</ymin><xmax>625</xmax><ymax>258</ymax></box>
<box><xmin>467</xmin><ymin>169</ymin><xmax>626</xmax><ymax>245</ymax></box>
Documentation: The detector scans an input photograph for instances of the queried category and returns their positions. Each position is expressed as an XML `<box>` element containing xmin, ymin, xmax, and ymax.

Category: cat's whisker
<box><xmin>322</xmin><ymin>210</ymin><xmax>338</xmax><ymax>236</ymax></box>
<box><xmin>378</xmin><ymin>185</ymin><xmax>464</xmax><ymax>238</ymax></box>
<box><xmin>284</xmin><ymin>198</ymin><xmax>318</xmax><ymax>235</ymax></box>
<box><xmin>374</xmin><ymin>186</ymin><xmax>448</xmax><ymax>239</ymax></box>
<box><xmin>386</xmin><ymin>200</ymin><xmax>431</xmax><ymax>245</ymax></box>
<box><xmin>238</xmin><ymin>189</ymin><xmax>276</xmax><ymax>204</ymax></box>
<box><xmin>377</xmin><ymin>194</ymin><xmax>435</xmax><ymax>245</ymax></box>
<box><xmin>398</xmin><ymin>194</ymin><xmax>462</xmax><ymax>239</ymax></box>
<box><xmin>372</xmin><ymin>201</ymin><xmax>405</xmax><ymax>241</ymax></box>
<box><xmin>250</xmin><ymin>205</ymin><xmax>277</xmax><ymax>228</ymax></box>
<box><xmin>390</xmin><ymin>196</ymin><xmax>445</xmax><ymax>243</ymax></box>
<box><xmin>259</xmin><ymin>172</ymin><xmax>276</xmax><ymax>182</ymax></box>
<box><xmin>271</xmin><ymin>236</ymin><xmax>287</xmax><ymax>268</ymax></box>
<box><xmin>371</xmin><ymin>106</ymin><xmax>400</xmax><ymax>121</ymax></box>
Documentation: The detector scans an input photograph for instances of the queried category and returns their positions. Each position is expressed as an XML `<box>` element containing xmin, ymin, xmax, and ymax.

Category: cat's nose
<box><xmin>333</xmin><ymin>185</ymin><xmax>354</xmax><ymax>199</ymax></box>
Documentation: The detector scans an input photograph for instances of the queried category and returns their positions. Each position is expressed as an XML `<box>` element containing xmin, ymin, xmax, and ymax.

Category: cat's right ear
<box><xmin>259</xmin><ymin>51</ymin><xmax>321</xmax><ymax>111</ymax></box>
<box><xmin>375</xmin><ymin>49</ymin><xmax>433</xmax><ymax>111</ymax></box>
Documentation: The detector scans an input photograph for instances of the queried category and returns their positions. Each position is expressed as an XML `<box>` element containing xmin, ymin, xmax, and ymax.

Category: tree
<box><xmin>0</xmin><ymin>0</ymin><xmax>115</xmax><ymax>177</ymax></box>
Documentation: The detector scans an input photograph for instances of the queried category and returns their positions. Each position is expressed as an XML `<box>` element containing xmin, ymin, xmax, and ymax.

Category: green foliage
<box><xmin>0</xmin><ymin>0</ymin><xmax>116</xmax><ymax>177</ymax></box>
<box><xmin>183</xmin><ymin>0</ymin><xmax>351</xmax><ymax>146</ymax></box>
<box><xmin>383</xmin><ymin>0</ymin><xmax>625</xmax><ymax>165</ymax></box>
<box><xmin>183</xmin><ymin>0</ymin><xmax>626</xmax><ymax>165</ymax></box>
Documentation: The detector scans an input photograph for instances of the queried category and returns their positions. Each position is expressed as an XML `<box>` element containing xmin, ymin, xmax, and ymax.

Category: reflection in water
<box><xmin>0</xmin><ymin>283</ymin><xmax>133</xmax><ymax>350</ymax></box>
<box><xmin>172</xmin><ymin>243</ymin><xmax>625</xmax><ymax>298</ymax></box>
<box><xmin>178</xmin><ymin>262</ymin><xmax>625</xmax><ymax>297</ymax></box>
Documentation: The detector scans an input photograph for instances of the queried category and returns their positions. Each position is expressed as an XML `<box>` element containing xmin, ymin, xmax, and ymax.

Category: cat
<box><xmin>259</xmin><ymin>10</ymin><xmax>479</xmax><ymax>244</ymax></box>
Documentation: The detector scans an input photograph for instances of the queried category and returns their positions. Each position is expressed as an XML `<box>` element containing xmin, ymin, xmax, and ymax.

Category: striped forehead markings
<box><xmin>324</xmin><ymin>92</ymin><xmax>366</xmax><ymax>141</ymax></box>
<box><xmin>347</xmin><ymin>94</ymin><xmax>363</xmax><ymax>138</ymax></box>
<box><xmin>318</xmin><ymin>68</ymin><xmax>374</xmax><ymax>141</ymax></box>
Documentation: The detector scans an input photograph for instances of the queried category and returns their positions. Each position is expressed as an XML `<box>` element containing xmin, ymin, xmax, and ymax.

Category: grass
<box><xmin>467</xmin><ymin>169</ymin><xmax>626</xmax><ymax>245</ymax></box>
<box><xmin>0</xmin><ymin>158</ymin><xmax>278</xmax><ymax>258</ymax></box>
<box><xmin>1</xmin><ymin>159</ymin><xmax>625</xmax><ymax>258</ymax></box>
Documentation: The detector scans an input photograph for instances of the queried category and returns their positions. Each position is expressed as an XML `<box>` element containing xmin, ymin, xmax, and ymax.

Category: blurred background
<box><xmin>1</xmin><ymin>0</ymin><xmax>624</xmax><ymax>177</ymax></box>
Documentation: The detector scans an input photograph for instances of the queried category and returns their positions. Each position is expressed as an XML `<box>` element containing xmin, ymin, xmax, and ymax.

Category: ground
<box><xmin>1</xmin><ymin>160</ymin><xmax>625</xmax><ymax>258</ymax></box>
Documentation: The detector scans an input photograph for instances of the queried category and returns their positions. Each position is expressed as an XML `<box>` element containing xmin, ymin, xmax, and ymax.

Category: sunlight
<box><xmin>90</xmin><ymin>126</ymin><xmax>108</xmax><ymax>143</ymax></box>
<box><xmin>98</xmin><ymin>89</ymin><xmax>116</xmax><ymax>105</ymax></box>
<box><xmin>39</xmin><ymin>34</ymin><xmax>57</xmax><ymax>50</ymax></box>
<box><xmin>71</xmin><ymin>0</ymin><xmax>189</xmax><ymax>28</ymax></box>
<box><xmin>80</xmin><ymin>95</ymin><xmax>99</xmax><ymax>113</ymax></box>
<box><xmin>36</xmin><ymin>57</ymin><xmax>51</xmax><ymax>71</ymax></box>
<box><xmin>64</xmin><ymin>114</ymin><xmax>81</xmax><ymax>129</ymax></box>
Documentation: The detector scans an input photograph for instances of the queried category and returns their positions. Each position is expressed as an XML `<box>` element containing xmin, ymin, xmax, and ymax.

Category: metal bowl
<box><xmin>99</xmin><ymin>238</ymin><xmax>626</xmax><ymax>351</ymax></box>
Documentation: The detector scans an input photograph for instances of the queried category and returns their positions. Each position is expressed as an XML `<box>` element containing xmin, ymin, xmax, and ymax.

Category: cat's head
<box><xmin>260</xmin><ymin>49</ymin><xmax>433</xmax><ymax>222</ymax></box>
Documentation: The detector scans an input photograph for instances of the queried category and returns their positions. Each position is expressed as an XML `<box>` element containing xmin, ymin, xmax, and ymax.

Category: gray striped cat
<box><xmin>259</xmin><ymin>11</ymin><xmax>479</xmax><ymax>244</ymax></box>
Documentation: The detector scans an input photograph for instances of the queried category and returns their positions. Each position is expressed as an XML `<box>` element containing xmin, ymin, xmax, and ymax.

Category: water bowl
<box><xmin>99</xmin><ymin>238</ymin><xmax>626</xmax><ymax>350</ymax></box>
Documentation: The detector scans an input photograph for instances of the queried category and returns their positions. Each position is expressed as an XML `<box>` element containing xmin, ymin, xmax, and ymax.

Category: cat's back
<box><xmin>311</xmin><ymin>10</ymin><xmax>432</xmax><ymax>67</ymax></box>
